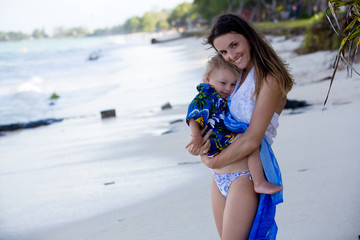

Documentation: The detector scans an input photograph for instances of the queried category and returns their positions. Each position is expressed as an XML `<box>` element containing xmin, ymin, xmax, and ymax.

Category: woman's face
<box><xmin>213</xmin><ymin>33</ymin><xmax>252</xmax><ymax>71</ymax></box>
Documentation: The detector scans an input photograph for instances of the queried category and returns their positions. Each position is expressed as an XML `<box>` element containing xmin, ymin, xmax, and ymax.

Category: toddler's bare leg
<box><xmin>248</xmin><ymin>148</ymin><xmax>283</xmax><ymax>194</ymax></box>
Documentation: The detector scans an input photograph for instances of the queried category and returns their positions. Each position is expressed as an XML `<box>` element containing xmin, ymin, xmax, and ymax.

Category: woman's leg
<box><xmin>211</xmin><ymin>178</ymin><xmax>226</xmax><ymax>238</ymax></box>
<box><xmin>221</xmin><ymin>176</ymin><xmax>258</xmax><ymax>240</ymax></box>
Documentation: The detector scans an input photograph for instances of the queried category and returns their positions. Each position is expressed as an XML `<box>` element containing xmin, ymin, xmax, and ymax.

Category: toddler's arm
<box><xmin>185</xmin><ymin>119</ymin><xmax>203</xmax><ymax>156</ymax></box>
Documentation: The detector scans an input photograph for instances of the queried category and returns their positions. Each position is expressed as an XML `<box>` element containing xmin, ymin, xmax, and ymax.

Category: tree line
<box><xmin>1</xmin><ymin>0</ymin><xmax>329</xmax><ymax>41</ymax></box>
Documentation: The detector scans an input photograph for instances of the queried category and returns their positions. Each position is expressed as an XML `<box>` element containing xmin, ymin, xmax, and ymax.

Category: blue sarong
<box><xmin>224</xmin><ymin>113</ymin><xmax>283</xmax><ymax>240</ymax></box>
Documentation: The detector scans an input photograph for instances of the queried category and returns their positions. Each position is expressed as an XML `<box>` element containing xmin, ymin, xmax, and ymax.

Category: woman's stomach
<box><xmin>213</xmin><ymin>157</ymin><xmax>249</xmax><ymax>174</ymax></box>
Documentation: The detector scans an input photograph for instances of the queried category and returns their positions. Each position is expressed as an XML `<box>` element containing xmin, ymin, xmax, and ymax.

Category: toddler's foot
<box><xmin>254</xmin><ymin>182</ymin><xmax>283</xmax><ymax>195</ymax></box>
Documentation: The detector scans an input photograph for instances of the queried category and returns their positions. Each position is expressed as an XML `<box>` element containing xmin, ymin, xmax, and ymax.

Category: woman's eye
<box><xmin>231</xmin><ymin>43</ymin><xmax>238</xmax><ymax>48</ymax></box>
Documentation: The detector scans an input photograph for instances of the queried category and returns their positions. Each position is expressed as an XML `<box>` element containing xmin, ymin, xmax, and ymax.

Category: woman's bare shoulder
<box><xmin>262</xmin><ymin>75</ymin><xmax>287</xmax><ymax>114</ymax></box>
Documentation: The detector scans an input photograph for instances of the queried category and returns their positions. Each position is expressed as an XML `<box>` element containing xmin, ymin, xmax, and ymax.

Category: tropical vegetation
<box><xmin>1</xmin><ymin>0</ymin><xmax>328</xmax><ymax>41</ymax></box>
<box><xmin>323</xmin><ymin>0</ymin><xmax>360</xmax><ymax>105</ymax></box>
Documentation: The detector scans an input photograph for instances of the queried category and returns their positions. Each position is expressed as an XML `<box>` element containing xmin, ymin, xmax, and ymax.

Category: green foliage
<box><xmin>50</xmin><ymin>92</ymin><xmax>60</xmax><ymax>100</ymax></box>
<box><xmin>92</xmin><ymin>28</ymin><xmax>112</xmax><ymax>36</ymax></box>
<box><xmin>53</xmin><ymin>27</ymin><xmax>89</xmax><ymax>38</ymax></box>
<box><xmin>123</xmin><ymin>17</ymin><xmax>142</xmax><ymax>33</ymax></box>
<box><xmin>300</xmin><ymin>12</ymin><xmax>343</xmax><ymax>54</ymax></box>
<box><xmin>324</xmin><ymin>0</ymin><xmax>360</xmax><ymax>105</ymax></box>
<box><xmin>123</xmin><ymin>10</ymin><xmax>170</xmax><ymax>33</ymax></box>
<box><xmin>168</xmin><ymin>2</ymin><xmax>198</xmax><ymax>27</ymax></box>
<box><xmin>0</xmin><ymin>31</ymin><xmax>30</xmax><ymax>41</ymax></box>
<box><xmin>142</xmin><ymin>12</ymin><xmax>159</xmax><ymax>32</ymax></box>
<box><xmin>111</xmin><ymin>25</ymin><xmax>124</xmax><ymax>35</ymax></box>
<box><xmin>193</xmin><ymin>0</ymin><xmax>228</xmax><ymax>22</ymax></box>
<box><xmin>254</xmin><ymin>18</ymin><xmax>312</xmax><ymax>35</ymax></box>
<box><xmin>32</xmin><ymin>29</ymin><xmax>48</xmax><ymax>39</ymax></box>
<box><xmin>156</xmin><ymin>11</ymin><xmax>170</xmax><ymax>29</ymax></box>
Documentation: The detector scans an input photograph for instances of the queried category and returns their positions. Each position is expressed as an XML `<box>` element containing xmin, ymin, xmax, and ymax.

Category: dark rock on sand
<box><xmin>161</xmin><ymin>102</ymin><xmax>172</xmax><ymax>110</ymax></box>
<box><xmin>101</xmin><ymin>109</ymin><xmax>116</xmax><ymax>119</ymax></box>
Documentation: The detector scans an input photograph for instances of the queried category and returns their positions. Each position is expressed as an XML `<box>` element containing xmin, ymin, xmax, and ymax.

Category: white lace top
<box><xmin>228</xmin><ymin>67</ymin><xmax>279</xmax><ymax>145</ymax></box>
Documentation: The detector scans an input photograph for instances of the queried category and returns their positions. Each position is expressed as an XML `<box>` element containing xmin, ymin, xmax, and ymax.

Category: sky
<box><xmin>0</xmin><ymin>0</ymin><xmax>189</xmax><ymax>34</ymax></box>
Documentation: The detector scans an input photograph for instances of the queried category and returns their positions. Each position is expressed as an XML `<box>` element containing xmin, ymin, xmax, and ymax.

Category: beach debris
<box><xmin>161</xmin><ymin>102</ymin><xmax>172</xmax><ymax>110</ymax></box>
<box><xmin>332</xmin><ymin>100</ymin><xmax>351</xmax><ymax>106</ymax></box>
<box><xmin>101</xmin><ymin>109</ymin><xmax>116</xmax><ymax>119</ymax></box>
<box><xmin>150</xmin><ymin>32</ymin><xmax>193</xmax><ymax>44</ymax></box>
<box><xmin>104</xmin><ymin>181</ymin><xmax>115</xmax><ymax>186</ymax></box>
<box><xmin>151</xmin><ymin>36</ymin><xmax>183</xmax><ymax>44</ymax></box>
<box><xmin>50</xmin><ymin>92</ymin><xmax>60</xmax><ymax>100</ymax></box>
<box><xmin>118</xmin><ymin>218</ymin><xmax>126</xmax><ymax>222</ymax></box>
<box><xmin>0</xmin><ymin>118</ymin><xmax>64</xmax><ymax>132</ymax></box>
<box><xmin>178</xmin><ymin>161</ymin><xmax>201</xmax><ymax>165</ymax></box>
<box><xmin>49</xmin><ymin>92</ymin><xmax>60</xmax><ymax>106</ymax></box>
<box><xmin>316</xmin><ymin>76</ymin><xmax>332</xmax><ymax>82</ymax></box>
<box><xmin>297</xmin><ymin>168</ymin><xmax>308</xmax><ymax>172</ymax></box>
<box><xmin>161</xmin><ymin>129</ymin><xmax>174</xmax><ymax>135</ymax></box>
<box><xmin>170</xmin><ymin>119</ymin><xmax>183</xmax><ymax>125</ymax></box>
<box><xmin>88</xmin><ymin>50</ymin><xmax>101</xmax><ymax>61</ymax></box>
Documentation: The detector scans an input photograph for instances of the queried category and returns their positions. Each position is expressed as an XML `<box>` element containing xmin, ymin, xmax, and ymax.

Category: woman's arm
<box><xmin>201</xmin><ymin>76</ymin><xmax>286</xmax><ymax>169</ymax></box>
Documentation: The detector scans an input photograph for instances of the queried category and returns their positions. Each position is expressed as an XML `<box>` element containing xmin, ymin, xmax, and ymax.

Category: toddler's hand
<box><xmin>185</xmin><ymin>134</ymin><xmax>203</xmax><ymax>155</ymax></box>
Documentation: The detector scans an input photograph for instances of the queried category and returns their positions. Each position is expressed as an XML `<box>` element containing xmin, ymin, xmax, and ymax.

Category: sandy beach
<box><xmin>2</xmin><ymin>35</ymin><xmax>360</xmax><ymax>240</ymax></box>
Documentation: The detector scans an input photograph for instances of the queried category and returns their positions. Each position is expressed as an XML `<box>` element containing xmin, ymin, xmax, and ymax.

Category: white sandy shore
<box><xmin>20</xmin><ymin>36</ymin><xmax>360</xmax><ymax>239</ymax></box>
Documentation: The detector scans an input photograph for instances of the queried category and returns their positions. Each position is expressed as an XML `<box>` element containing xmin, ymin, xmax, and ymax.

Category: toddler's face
<box><xmin>205</xmin><ymin>66</ymin><xmax>237</xmax><ymax>99</ymax></box>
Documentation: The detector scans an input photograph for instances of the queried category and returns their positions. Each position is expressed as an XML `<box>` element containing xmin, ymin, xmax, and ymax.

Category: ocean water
<box><xmin>0</xmin><ymin>33</ymin><xmax>204</xmax><ymax>125</ymax></box>
<box><xmin>0</xmin><ymin>33</ymin><xmax>209</xmax><ymax>239</ymax></box>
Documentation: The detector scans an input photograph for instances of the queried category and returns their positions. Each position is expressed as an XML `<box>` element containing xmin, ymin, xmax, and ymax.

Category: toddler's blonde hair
<box><xmin>203</xmin><ymin>54</ymin><xmax>241</xmax><ymax>82</ymax></box>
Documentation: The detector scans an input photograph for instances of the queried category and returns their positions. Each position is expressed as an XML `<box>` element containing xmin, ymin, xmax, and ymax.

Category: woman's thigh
<box><xmin>211</xmin><ymin>178</ymin><xmax>226</xmax><ymax>237</ymax></box>
<box><xmin>222</xmin><ymin>176</ymin><xmax>258</xmax><ymax>240</ymax></box>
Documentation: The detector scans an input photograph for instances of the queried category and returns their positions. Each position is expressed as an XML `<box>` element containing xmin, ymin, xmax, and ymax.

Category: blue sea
<box><xmin>0</xmin><ymin>33</ymin><xmax>209</xmax><ymax>239</ymax></box>
<box><xmin>0</xmin><ymin>33</ymin><xmax>205</xmax><ymax>125</ymax></box>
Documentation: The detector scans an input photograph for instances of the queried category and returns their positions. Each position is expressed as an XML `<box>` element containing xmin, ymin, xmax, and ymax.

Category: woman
<box><xmin>200</xmin><ymin>13</ymin><xmax>294</xmax><ymax>239</ymax></box>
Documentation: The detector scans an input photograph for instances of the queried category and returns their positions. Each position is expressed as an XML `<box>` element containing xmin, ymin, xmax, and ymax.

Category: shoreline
<box><xmin>1</xmin><ymin>35</ymin><xmax>360</xmax><ymax>239</ymax></box>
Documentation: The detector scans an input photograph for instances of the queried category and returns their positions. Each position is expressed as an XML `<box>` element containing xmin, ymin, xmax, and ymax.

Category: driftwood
<box><xmin>0</xmin><ymin>118</ymin><xmax>63</xmax><ymax>132</ymax></box>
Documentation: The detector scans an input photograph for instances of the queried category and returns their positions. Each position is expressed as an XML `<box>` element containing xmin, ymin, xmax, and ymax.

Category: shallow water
<box><xmin>0</xmin><ymin>34</ymin><xmax>202</xmax><ymax>125</ymax></box>
<box><xmin>0</xmin><ymin>34</ymin><xmax>206</xmax><ymax>238</ymax></box>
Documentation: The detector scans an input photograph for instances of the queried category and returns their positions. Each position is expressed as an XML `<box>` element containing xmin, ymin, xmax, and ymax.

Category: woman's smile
<box><xmin>234</xmin><ymin>55</ymin><xmax>243</xmax><ymax>65</ymax></box>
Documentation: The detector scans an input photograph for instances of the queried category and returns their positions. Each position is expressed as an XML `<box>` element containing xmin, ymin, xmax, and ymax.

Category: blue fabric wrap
<box><xmin>224</xmin><ymin>112</ymin><xmax>283</xmax><ymax>240</ymax></box>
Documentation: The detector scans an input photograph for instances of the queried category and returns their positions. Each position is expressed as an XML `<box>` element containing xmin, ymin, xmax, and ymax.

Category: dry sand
<box><xmin>28</xmin><ymin>36</ymin><xmax>360</xmax><ymax>240</ymax></box>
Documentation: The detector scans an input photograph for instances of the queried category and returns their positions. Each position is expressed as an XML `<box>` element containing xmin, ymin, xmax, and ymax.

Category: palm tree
<box><xmin>324</xmin><ymin>0</ymin><xmax>360</xmax><ymax>105</ymax></box>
